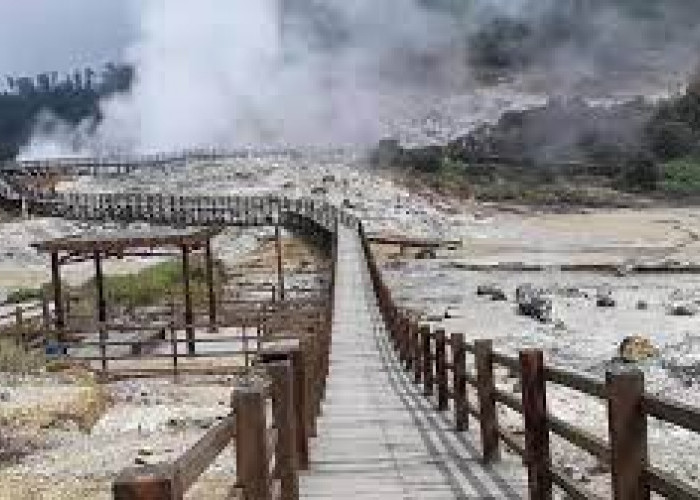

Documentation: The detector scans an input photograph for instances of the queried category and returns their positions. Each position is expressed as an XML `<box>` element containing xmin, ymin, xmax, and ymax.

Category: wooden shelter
<box><xmin>32</xmin><ymin>227</ymin><xmax>220</xmax><ymax>354</ymax></box>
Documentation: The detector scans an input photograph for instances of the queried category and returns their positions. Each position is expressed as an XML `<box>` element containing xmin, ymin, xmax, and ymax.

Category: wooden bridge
<box><xmin>1</xmin><ymin>163</ymin><xmax>700</xmax><ymax>500</ymax></box>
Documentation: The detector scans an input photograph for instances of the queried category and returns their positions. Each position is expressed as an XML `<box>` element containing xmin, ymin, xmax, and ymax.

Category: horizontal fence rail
<box><xmin>358</xmin><ymin>220</ymin><xmax>700</xmax><ymax>500</ymax></box>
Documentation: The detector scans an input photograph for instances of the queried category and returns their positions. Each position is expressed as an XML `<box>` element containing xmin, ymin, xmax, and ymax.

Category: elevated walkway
<box><xmin>300</xmin><ymin>227</ymin><xmax>526</xmax><ymax>499</ymax></box>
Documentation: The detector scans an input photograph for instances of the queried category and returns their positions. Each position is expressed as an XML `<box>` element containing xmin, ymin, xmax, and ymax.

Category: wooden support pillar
<box><xmin>412</xmin><ymin>321</ymin><xmax>422</xmax><ymax>384</ymax></box>
<box><xmin>606</xmin><ymin>369</ymin><xmax>649</xmax><ymax>500</ymax></box>
<box><xmin>520</xmin><ymin>349</ymin><xmax>552</xmax><ymax>500</ymax></box>
<box><xmin>266</xmin><ymin>361</ymin><xmax>300</xmax><ymax>500</ymax></box>
<box><xmin>435</xmin><ymin>328</ymin><xmax>449</xmax><ymax>411</ymax></box>
<box><xmin>452</xmin><ymin>333</ymin><xmax>468</xmax><ymax>431</ymax></box>
<box><xmin>276</xmin><ymin>225</ymin><xmax>285</xmax><ymax>301</ymax></box>
<box><xmin>50</xmin><ymin>251</ymin><xmax>65</xmax><ymax>331</ymax></box>
<box><xmin>205</xmin><ymin>239</ymin><xmax>217</xmax><ymax>332</ymax></box>
<box><xmin>475</xmin><ymin>339</ymin><xmax>500</xmax><ymax>463</ymax></box>
<box><xmin>94</xmin><ymin>251</ymin><xmax>106</xmax><ymax>324</ymax></box>
<box><xmin>421</xmin><ymin>324</ymin><xmax>433</xmax><ymax>396</ymax></box>
<box><xmin>234</xmin><ymin>386</ymin><xmax>270</xmax><ymax>500</ymax></box>
<box><xmin>181</xmin><ymin>245</ymin><xmax>194</xmax><ymax>356</ymax></box>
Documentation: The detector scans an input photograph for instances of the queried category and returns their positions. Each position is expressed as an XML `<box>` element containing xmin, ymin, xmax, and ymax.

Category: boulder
<box><xmin>415</xmin><ymin>248</ymin><xmax>437</xmax><ymax>260</ymax></box>
<box><xmin>668</xmin><ymin>302</ymin><xmax>698</xmax><ymax>316</ymax></box>
<box><xmin>636</xmin><ymin>300</ymin><xmax>648</xmax><ymax>310</ymax></box>
<box><xmin>619</xmin><ymin>336</ymin><xmax>659</xmax><ymax>363</ymax></box>
<box><xmin>596</xmin><ymin>288</ymin><xmax>616</xmax><ymax>307</ymax></box>
<box><xmin>477</xmin><ymin>283</ymin><xmax>507</xmax><ymax>301</ymax></box>
<box><xmin>516</xmin><ymin>284</ymin><xmax>553</xmax><ymax>323</ymax></box>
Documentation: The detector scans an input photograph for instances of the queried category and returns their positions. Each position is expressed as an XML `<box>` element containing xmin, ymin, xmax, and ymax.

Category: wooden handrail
<box><xmin>358</xmin><ymin>220</ymin><xmax>700</xmax><ymax>500</ymax></box>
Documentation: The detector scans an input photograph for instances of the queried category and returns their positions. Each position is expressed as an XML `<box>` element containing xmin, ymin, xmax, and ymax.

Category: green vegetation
<box><xmin>0</xmin><ymin>338</ymin><xmax>44</xmax><ymax>374</ymax></box>
<box><xmin>661</xmin><ymin>157</ymin><xmax>700</xmax><ymax>194</ymax></box>
<box><xmin>0</xmin><ymin>63</ymin><xmax>133</xmax><ymax>160</ymax></box>
<box><xmin>76</xmin><ymin>257</ymin><xmax>217</xmax><ymax>314</ymax></box>
<box><xmin>4</xmin><ymin>287</ymin><xmax>45</xmax><ymax>305</ymax></box>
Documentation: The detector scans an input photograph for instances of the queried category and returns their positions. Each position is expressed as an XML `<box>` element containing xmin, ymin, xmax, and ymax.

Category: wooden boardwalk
<box><xmin>300</xmin><ymin>228</ymin><xmax>526</xmax><ymax>499</ymax></box>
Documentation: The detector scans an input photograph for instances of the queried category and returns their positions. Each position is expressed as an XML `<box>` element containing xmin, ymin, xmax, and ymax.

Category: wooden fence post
<box><xmin>266</xmin><ymin>361</ymin><xmax>299</xmax><ymax>500</ymax></box>
<box><xmin>234</xmin><ymin>385</ymin><xmax>270</xmax><ymax>500</ymax></box>
<box><xmin>112</xmin><ymin>464</ymin><xmax>178</xmax><ymax>500</ymax></box>
<box><xmin>290</xmin><ymin>346</ymin><xmax>309</xmax><ymax>469</ymax></box>
<box><xmin>412</xmin><ymin>321</ymin><xmax>421</xmax><ymax>384</ymax></box>
<box><xmin>475</xmin><ymin>339</ymin><xmax>500</xmax><ymax>463</ymax></box>
<box><xmin>421</xmin><ymin>324</ymin><xmax>433</xmax><ymax>396</ymax></box>
<box><xmin>405</xmin><ymin>319</ymin><xmax>414</xmax><ymax>371</ymax></box>
<box><xmin>436</xmin><ymin>328</ymin><xmax>448</xmax><ymax>411</ymax></box>
<box><xmin>452</xmin><ymin>333</ymin><xmax>468</xmax><ymax>431</ymax></box>
<box><xmin>520</xmin><ymin>349</ymin><xmax>552</xmax><ymax>500</ymax></box>
<box><xmin>606</xmin><ymin>369</ymin><xmax>649</xmax><ymax>500</ymax></box>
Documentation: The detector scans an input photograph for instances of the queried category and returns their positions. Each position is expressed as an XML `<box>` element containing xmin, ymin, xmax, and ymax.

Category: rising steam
<box><xmin>19</xmin><ymin>0</ymin><xmax>700</xmax><ymax>157</ymax></box>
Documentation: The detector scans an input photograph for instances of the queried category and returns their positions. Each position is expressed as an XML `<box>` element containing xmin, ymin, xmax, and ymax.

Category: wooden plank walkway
<box><xmin>300</xmin><ymin>227</ymin><xmax>527</xmax><ymax>499</ymax></box>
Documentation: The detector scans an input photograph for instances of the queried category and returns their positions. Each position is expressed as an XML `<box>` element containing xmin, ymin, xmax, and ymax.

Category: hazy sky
<box><xmin>0</xmin><ymin>0</ymin><xmax>134</xmax><ymax>75</ymax></box>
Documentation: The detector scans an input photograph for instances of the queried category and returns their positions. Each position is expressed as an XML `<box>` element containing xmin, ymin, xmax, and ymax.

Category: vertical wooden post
<box><xmin>266</xmin><ymin>361</ymin><xmax>300</xmax><ymax>500</ymax></box>
<box><xmin>475</xmin><ymin>339</ymin><xmax>500</xmax><ymax>463</ymax></box>
<box><xmin>606</xmin><ymin>369</ymin><xmax>649</xmax><ymax>500</ymax></box>
<box><xmin>276</xmin><ymin>224</ymin><xmax>285</xmax><ymax>302</ymax></box>
<box><xmin>412</xmin><ymin>322</ymin><xmax>422</xmax><ymax>384</ymax></box>
<box><xmin>436</xmin><ymin>328</ymin><xmax>448</xmax><ymax>411</ymax></box>
<box><xmin>181</xmin><ymin>245</ymin><xmax>194</xmax><ymax>356</ymax></box>
<box><xmin>99</xmin><ymin>325</ymin><xmax>108</xmax><ymax>375</ymax></box>
<box><xmin>234</xmin><ymin>385</ymin><xmax>270</xmax><ymax>500</ymax></box>
<box><xmin>290</xmin><ymin>347</ymin><xmax>309</xmax><ymax>470</ymax></box>
<box><xmin>421</xmin><ymin>324</ymin><xmax>433</xmax><ymax>395</ymax></box>
<box><xmin>51</xmin><ymin>251</ymin><xmax>65</xmax><ymax>331</ymax></box>
<box><xmin>205</xmin><ymin>239</ymin><xmax>217</xmax><ymax>332</ymax></box>
<box><xmin>520</xmin><ymin>349</ymin><xmax>552</xmax><ymax>500</ymax></box>
<box><xmin>41</xmin><ymin>287</ymin><xmax>50</xmax><ymax>327</ymax></box>
<box><xmin>405</xmin><ymin>319</ymin><xmax>414</xmax><ymax>371</ymax></box>
<box><xmin>112</xmin><ymin>464</ymin><xmax>178</xmax><ymax>500</ymax></box>
<box><xmin>452</xmin><ymin>333</ymin><xmax>468</xmax><ymax>431</ymax></box>
<box><xmin>94</xmin><ymin>251</ymin><xmax>106</xmax><ymax>324</ymax></box>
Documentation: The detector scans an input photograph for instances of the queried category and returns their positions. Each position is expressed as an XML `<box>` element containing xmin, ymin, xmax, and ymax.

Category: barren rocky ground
<box><xmin>2</xmin><ymin>152</ymin><xmax>700</xmax><ymax>497</ymax></box>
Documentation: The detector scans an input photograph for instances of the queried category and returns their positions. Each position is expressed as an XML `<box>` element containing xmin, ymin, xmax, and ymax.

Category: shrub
<box><xmin>4</xmin><ymin>287</ymin><xmax>44</xmax><ymax>305</ymax></box>
<box><xmin>661</xmin><ymin>156</ymin><xmax>700</xmax><ymax>194</ymax></box>
<box><xmin>0</xmin><ymin>338</ymin><xmax>44</xmax><ymax>374</ymax></box>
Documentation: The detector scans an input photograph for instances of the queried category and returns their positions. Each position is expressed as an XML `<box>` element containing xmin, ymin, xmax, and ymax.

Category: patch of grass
<box><xmin>661</xmin><ymin>156</ymin><xmax>700</xmax><ymax>194</ymax></box>
<box><xmin>0</xmin><ymin>338</ymin><xmax>44</xmax><ymax>374</ymax></box>
<box><xmin>4</xmin><ymin>287</ymin><xmax>44</xmax><ymax>305</ymax></box>
<box><xmin>80</xmin><ymin>257</ymin><xmax>214</xmax><ymax>311</ymax></box>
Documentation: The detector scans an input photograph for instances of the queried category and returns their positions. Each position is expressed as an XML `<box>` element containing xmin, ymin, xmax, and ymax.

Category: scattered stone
<box><xmin>619</xmin><ymin>336</ymin><xmax>659</xmax><ymax>363</ymax></box>
<box><xmin>596</xmin><ymin>288</ymin><xmax>616</xmax><ymax>308</ymax></box>
<box><xmin>477</xmin><ymin>283</ymin><xmax>507</xmax><ymax>301</ymax></box>
<box><xmin>415</xmin><ymin>248</ymin><xmax>437</xmax><ymax>260</ymax></box>
<box><xmin>516</xmin><ymin>284</ymin><xmax>553</xmax><ymax>323</ymax></box>
<box><xmin>668</xmin><ymin>302</ymin><xmax>698</xmax><ymax>316</ymax></box>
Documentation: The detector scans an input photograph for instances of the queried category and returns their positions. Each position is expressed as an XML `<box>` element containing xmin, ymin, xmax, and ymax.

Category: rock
<box><xmin>668</xmin><ymin>302</ymin><xmax>697</xmax><ymax>316</ymax></box>
<box><xmin>476</xmin><ymin>283</ymin><xmax>507</xmax><ymax>301</ymax></box>
<box><xmin>415</xmin><ymin>248</ymin><xmax>437</xmax><ymax>260</ymax></box>
<box><xmin>516</xmin><ymin>284</ymin><xmax>553</xmax><ymax>323</ymax></box>
<box><xmin>0</xmin><ymin>391</ymin><xmax>10</xmax><ymax>402</ymax></box>
<box><xmin>636</xmin><ymin>300</ymin><xmax>648</xmax><ymax>310</ymax></box>
<box><xmin>596</xmin><ymin>288</ymin><xmax>616</xmax><ymax>307</ymax></box>
<box><xmin>137</xmin><ymin>447</ymin><xmax>154</xmax><ymax>457</ymax></box>
<box><xmin>619</xmin><ymin>336</ymin><xmax>659</xmax><ymax>363</ymax></box>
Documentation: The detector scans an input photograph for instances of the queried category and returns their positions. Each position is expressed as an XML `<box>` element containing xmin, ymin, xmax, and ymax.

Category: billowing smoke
<box><xmin>18</xmin><ymin>0</ymin><xmax>700</xmax><ymax>157</ymax></box>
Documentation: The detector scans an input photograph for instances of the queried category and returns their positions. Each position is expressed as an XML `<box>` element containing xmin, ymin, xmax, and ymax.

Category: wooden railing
<box><xmin>358</xmin><ymin>221</ymin><xmax>700</xmax><ymax>500</ymax></box>
<box><xmin>112</xmin><ymin>348</ymin><xmax>319</xmax><ymax>500</ymax></box>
